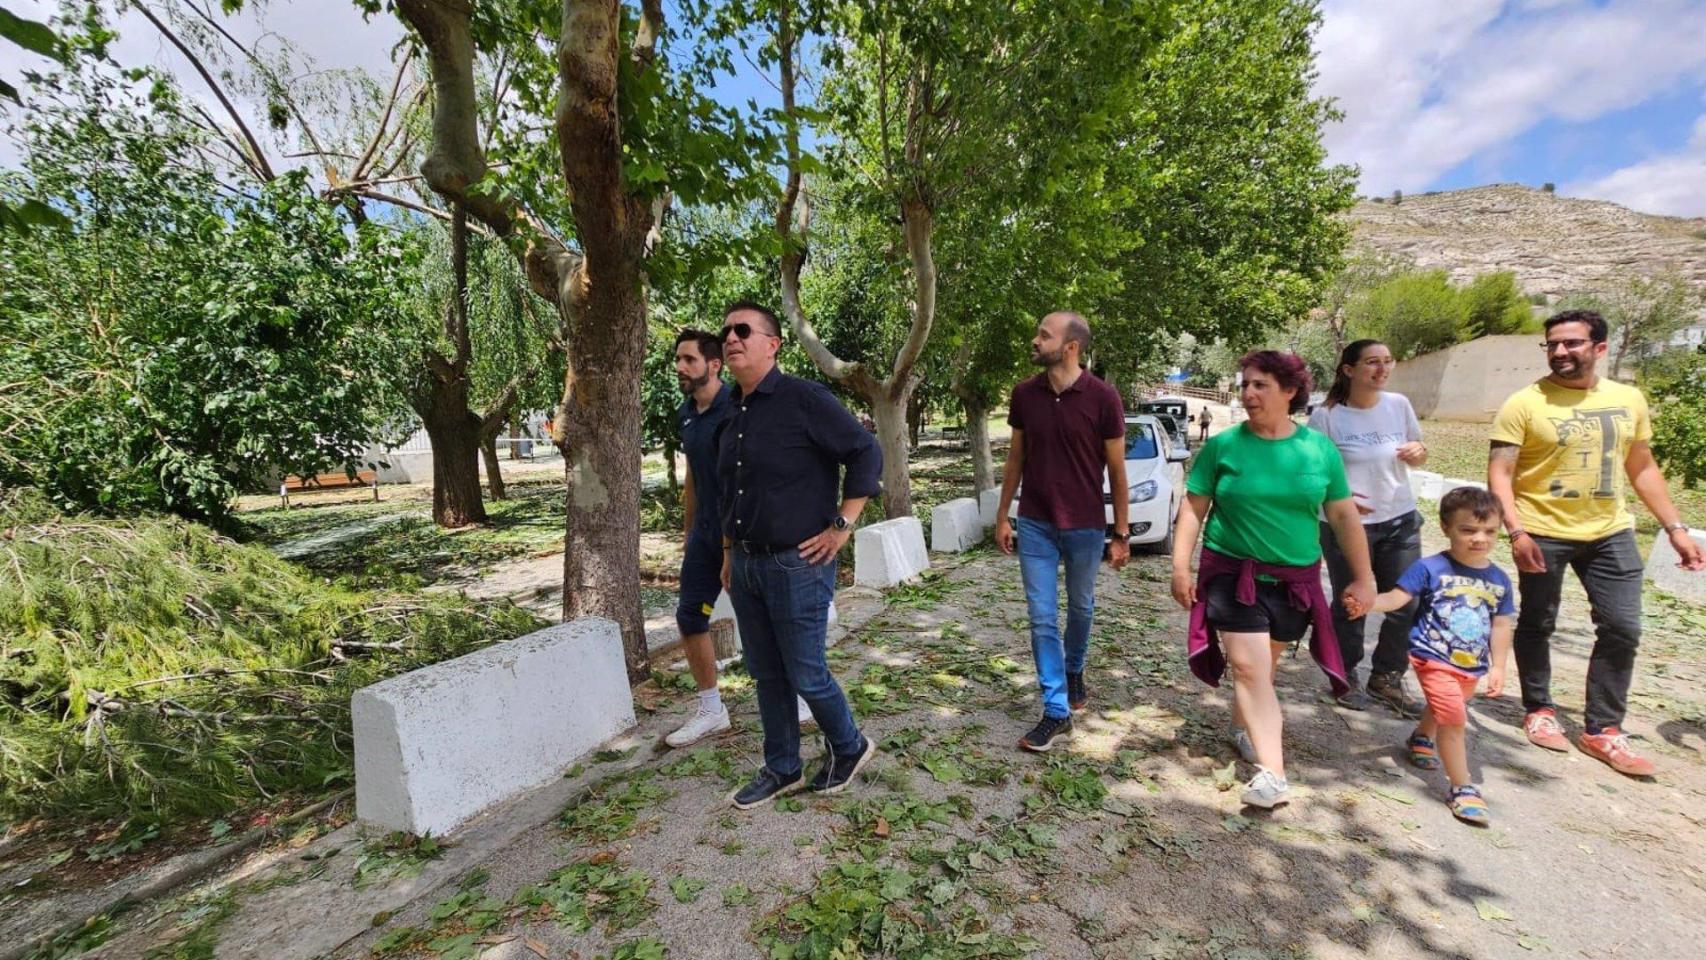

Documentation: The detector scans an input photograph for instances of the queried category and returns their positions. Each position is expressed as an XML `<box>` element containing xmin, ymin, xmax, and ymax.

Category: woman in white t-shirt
<box><xmin>1309</xmin><ymin>339</ymin><xmax>1427</xmax><ymax>716</ymax></box>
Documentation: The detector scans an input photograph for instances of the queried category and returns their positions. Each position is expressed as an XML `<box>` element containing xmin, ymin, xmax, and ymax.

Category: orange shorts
<box><xmin>1410</xmin><ymin>656</ymin><xmax>1480</xmax><ymax>727</ymax></box>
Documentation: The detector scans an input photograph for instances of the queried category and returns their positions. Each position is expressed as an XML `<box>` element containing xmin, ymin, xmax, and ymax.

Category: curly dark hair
<box><xmin>1238</xmin><ymin>350</ymin><xmax>1312</xmax><ymax>415</ymax></box>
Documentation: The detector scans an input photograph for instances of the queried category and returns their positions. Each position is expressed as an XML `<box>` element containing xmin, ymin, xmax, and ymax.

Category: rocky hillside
<box><xmin>1347</xmin><ymin>183</ymin><xmax>1706</xmax><ymax>302</ymax></box>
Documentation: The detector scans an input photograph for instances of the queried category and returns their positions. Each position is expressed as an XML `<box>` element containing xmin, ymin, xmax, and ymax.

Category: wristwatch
<box><xmin>1664</xmin><ymin>521</ymin><xmax>1689</xmax><ymax>533</ymax></box>
<box><xmin>832</xmin><ymin>515</ymin><xmax>850</xmax><ymax>531</ymax></box>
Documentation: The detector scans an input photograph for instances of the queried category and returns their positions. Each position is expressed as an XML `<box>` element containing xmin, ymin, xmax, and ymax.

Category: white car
<box><xmin>1010</xmin><ymin>414</ymin><xmax>1187</xmax><ymax>554</ymax></box>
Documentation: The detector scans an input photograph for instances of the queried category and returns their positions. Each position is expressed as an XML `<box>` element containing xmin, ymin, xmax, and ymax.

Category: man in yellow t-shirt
<box><xmin>1488</xmin><ymin>310</ymin><xmax>1703</xmax><ymax>777</ymax></box>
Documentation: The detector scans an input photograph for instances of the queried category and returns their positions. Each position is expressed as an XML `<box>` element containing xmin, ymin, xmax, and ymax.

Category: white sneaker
<box><xmin>797</xmin><ymin>696</ymin><xmax>816</xmax><ymax>728</ymax></box>
<box><xmin>665</xmin><ymin>706</ymin><xmax>731</xmax><ymax>748</ymax></box>
<box><xmin>1230</xmin><ymin>727</ymin><xmax>1258</xmax><ymax>764</ymax></box>
<box><xmin>1241</xmin><ymin>766</ymin><xmax>1290</xmax><ymax>809</ymax></box>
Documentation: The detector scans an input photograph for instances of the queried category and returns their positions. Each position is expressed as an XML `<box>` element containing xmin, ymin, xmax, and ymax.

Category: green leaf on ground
<box><xmin>669</xmin><ymin>876</ymin><xmax>707</xmax><ymax>903</ymax></box>
<box><xmin>1371</xmin><ymin>786</ymin><xmax>1417</xmax><ymax>806</ymax></box>
<box><xmin>1475</xmin><ymin>900</ymin><xmax>1514</xmax><ymax>922</ymax></box>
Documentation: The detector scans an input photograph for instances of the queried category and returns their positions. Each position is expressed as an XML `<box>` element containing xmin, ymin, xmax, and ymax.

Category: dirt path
<box><xmin>71</xmin><ymin>539</ymin><xmax>1706</xmax><ymax>960</ymax></box>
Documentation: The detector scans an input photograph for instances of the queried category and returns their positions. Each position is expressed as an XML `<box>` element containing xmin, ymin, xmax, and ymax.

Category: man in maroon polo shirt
<box><xmin>994</xmin><ymin>311</ymin><xmax>1129</xmax><ymax>752</ymax></box>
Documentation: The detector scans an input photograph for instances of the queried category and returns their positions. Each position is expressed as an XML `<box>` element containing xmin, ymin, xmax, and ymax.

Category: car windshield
<box><xmin>1125</xmin><ymin>424</ymin><xmax>1159</xmax><ymax>460</ymax></box>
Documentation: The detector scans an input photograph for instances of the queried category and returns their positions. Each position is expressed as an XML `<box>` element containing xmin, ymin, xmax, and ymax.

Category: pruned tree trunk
<box><xmin>906</xmin><ymin>401</ymin><xmax>923</xmax><ymax>450</ymax></box>
<box><xmin>869</xmin><ymin>382</ymin><xmax>917</xmax><ymax>517</ymax></box>
<box><xmin>508</xmin><ymin>414</ymin><xmax>522</xmax><ymax>460</ymax></box>
<box><xmin>664</xmin><ymin>438</ymin><xmax>679</xmax><ymax>498</ymax></box>
<box><xmin>963</xmin><ymin>398</ymin><xmax>995</xmax><ymax>493</ymax></box>
<box><xmin>557</xmin><ymin>280</ymin><xmax>647</xmax><ymax>682</ymax></box>
<box><xmin>480</xmin><ymin>431</ymin><xmax>506</xmax><ymax>500</ymax></box>
<box><xmin>416</xmin><ymin>387</ymin><xmax>486</xmax><ymax>528</ymax></box>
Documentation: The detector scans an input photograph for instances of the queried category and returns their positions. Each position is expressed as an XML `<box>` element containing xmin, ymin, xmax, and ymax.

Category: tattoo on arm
<box><xmin>1489</xmin><ymin>441</ymin><xmax>1519</xmax><ymax>464</ymax></box>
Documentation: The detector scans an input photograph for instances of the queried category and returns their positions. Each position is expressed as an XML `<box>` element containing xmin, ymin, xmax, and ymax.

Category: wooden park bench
<box><xmin>940</xmin><ymin>425</ymin><xmax>967</xmax><ymax>445</ymax></box>
<box><xmin>280</xmin><ymin>469</ymin><xmax>379</xmax><ymax>508</ymax></box>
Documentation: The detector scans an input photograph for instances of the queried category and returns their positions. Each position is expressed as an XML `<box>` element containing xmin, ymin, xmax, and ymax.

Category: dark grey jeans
<box><xmin>1514</xmin><ymin>528</ymin><xmax>1644</xmax><ymax>733</ymax></box>
<box><xmin>1320</xmin><ymin>510</ymin><xmax>1423</xmax><ymax>680</ymax></box>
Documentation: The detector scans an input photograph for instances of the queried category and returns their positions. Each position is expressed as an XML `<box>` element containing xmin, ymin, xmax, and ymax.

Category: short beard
<box><xmin>678</xmin><ymin>371</ymin><xmax>710</xmax><ymax>395</ymax></box>
<box><xmin>1031</xmin><ymin>346</ymin><xmax>1065</xmax><ymax>367</ymax></box>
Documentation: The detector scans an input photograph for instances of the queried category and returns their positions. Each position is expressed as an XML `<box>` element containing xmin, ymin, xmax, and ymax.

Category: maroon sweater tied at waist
<box><xmin>1186</xmin><ymin>547</ymin><xmax>1349</xmax><ymax>696</ymax></box>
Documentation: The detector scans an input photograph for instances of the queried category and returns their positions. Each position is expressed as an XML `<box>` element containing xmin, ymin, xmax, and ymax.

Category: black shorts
<box><xmin>1202</xmin><ymin>574</ymin><xmax>1310</xmax><ymax>644</ymax></box>
<box><xmin>675</xmin><ymin>527</ymin><xmax>724</xmax><ymax>635</ymax></box>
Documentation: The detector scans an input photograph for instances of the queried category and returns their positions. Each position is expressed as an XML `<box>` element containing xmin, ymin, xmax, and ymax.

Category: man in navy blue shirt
<box><xmin>664</xmin><ymin>329</ymin><xmax>738</xmax><ymax>748</ymax></box>
<box><xmin>715</xmin><ymin>301</ymin><xmax>883</xmax><ymax>809</ymax></box>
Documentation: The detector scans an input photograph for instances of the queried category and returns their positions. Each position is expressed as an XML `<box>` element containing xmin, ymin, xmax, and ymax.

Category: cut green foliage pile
<box><xmin>0</xmin><ymin>489</ymin><xmax>542</xmax><ymax>824</ymax></box>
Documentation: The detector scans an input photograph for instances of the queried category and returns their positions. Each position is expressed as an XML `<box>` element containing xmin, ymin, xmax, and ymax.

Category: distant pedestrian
<box><xmin>994</xmin><ymin>311</ymin><xmax>1129</xmax><ymax>753</ymax></box>
<box><xmin>1352</xmin><ymin>487</ymin><xmax>1514</xmax><ymax>826</ymax></box>
<box><xmin>717</xmin><ymin>301</ymin><xmax>881</xmax><ymax>808</ymax></box>
<box><xmin>1173</xmin><ymin>350</ymin><xmax>1375</xmax><ymax>809</ymax></box>
<box><xmin>1311</xmin><ymin>339</ymin><xmax>1426</xmax><ymax>717</ymax></box>
<box><xmin>1197</xmin><ymin>407</ymin><xmax>1211</xmax><ymax>443</ymax></box>
<box><xmin>1489</xmin><ymin>309</ymin><xmax>1704</xmax><ymax>777</ymax></box>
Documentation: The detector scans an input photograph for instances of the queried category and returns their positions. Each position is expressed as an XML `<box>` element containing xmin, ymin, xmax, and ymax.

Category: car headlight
<box><xmin>1129</xmin><ymin>479</ymin><xmax>1158</xmax><ymax>503</ymax></box>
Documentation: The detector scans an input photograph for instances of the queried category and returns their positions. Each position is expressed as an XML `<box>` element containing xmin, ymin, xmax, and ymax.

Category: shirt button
<box><xmin>739</xmin><ymin>433</ymin><xmax>744</xmax><ymax>439</ymax></box>
<box><xmin>737</xmin><ymin>461</ymin><xmax>742</xmax><ymax>466</ymax></box>
<box><xmin>739</xmin><ymin>489</ymin><xmax>744</xmax><ymax>495</ymax></box>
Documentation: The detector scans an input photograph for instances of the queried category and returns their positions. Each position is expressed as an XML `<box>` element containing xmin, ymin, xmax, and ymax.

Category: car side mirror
<box><xmin>1168</xmin><ymin>448</ymin><xmax>1190</xmax><ymax>462</ymax></box>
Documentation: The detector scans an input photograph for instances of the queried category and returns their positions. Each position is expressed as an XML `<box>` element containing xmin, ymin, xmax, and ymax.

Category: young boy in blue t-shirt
<box><xmin>1353</xmin><ymin>487</ymin><xmax>1514</xmax><ymax>825</ymax></box>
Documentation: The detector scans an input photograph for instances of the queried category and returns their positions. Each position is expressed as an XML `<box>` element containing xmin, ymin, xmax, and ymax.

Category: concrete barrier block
<box><xmin>1441</xmin><ymin>477</ymin><xmax>1487</xmax><ymax>495</ymax></box>
<box><xmin>854</xmin><ymin>516</ymin><xmax>930</xmax><ymax>588</ymax></box>
<box><xmin>1408</xmin><ymin>470</ymin><xmax>1444</xmax><ymax>501</ymax></box>
<box><xmin>353</xmin><ymin>617</ymin><xmax>634</xmax><ymax>837</ymax></box>
<box><xmin>978</xmin><ymin>488</ymin><xmax>1002</xmax><ymax>528</ymax></box>
<box><xmin>1647</xmin><ymin>528</ymin><xmax>1706</xmax><ymax>604</ymax></box>
<box><xmin>931</xmin><ymin>497</ymin><xmax>984</xmax><ymax>553</ymax></box>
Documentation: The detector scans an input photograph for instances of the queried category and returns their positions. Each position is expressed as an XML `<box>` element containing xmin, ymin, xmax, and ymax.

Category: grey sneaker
<box><xmin>1241</xmin><ymin>766</ymin><xmax>1290</xmax><ymax>809</ymax></box>
<box><xmin>1367</xmin><ymin>671</ymin><xmax>1423</xmax><ymax>719</ymax></box>
<box><xmin>1230</xmin><ymin>727</ymin><xmax>1258</xmax><ymax>764</ymax></box>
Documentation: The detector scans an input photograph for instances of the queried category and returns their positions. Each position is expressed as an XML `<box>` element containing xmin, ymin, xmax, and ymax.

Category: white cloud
<box><xmin>1314</xmin><ymin>0</ymin><xmax>1706</xmax><ymax>194</ymax></box>
<box><xmin>1565</xmin><ymin>112</ymin><xmax>1706</xmax><ymax>216</ymax></box>
<box><xmin>2</xmin><ymin>0</ymin><xmax>405</xmax><ymax>172</ymax></box>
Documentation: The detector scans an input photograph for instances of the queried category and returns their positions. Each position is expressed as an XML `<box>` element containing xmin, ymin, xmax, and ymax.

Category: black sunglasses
<box><xmin>719</xmin><ymin>322</ymin><xmax>778</xmax><ymax>342</ymax></box>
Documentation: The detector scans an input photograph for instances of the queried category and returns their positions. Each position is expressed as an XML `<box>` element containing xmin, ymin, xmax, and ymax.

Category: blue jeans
<box><xmin>727</xmin><ymin>547</ymin><xmax>863</xmax><ymax>777</ymax></box>
<box><xmin>1016</xmin><ymin>517</ymin><xmax>1105</xmax><ymax>719</ymax></box>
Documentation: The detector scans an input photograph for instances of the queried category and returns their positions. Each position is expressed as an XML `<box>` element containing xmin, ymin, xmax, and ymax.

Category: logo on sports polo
<box><xmin>1545</xmin><ymin>407</ymin><xmax>1630</xmax><ymax>500</ymax></box>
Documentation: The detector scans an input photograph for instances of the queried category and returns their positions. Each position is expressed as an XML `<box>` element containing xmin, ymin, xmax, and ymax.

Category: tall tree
<box><xmin>767</xmin><ymin>0</ymin><xmax>1162</xmax><ymax>518</ymax></box>
<box><xmin>1561</xmin><ymin>271</ymin><xmax>1702</xmax><ymax>380</ymax></box>
<box><xmin>391</xmin><ymin>0</ymin><xmax>778</xmax><ymax>679</ymax></box>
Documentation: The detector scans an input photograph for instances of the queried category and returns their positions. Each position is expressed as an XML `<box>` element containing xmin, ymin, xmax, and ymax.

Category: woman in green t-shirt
<box><xmin>1170</xmin><ymin>351</ymin><xmax>1377</xmax><ymax>809</ymax></box>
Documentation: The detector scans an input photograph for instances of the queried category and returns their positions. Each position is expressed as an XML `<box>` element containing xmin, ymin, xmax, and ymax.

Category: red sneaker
<box><xmin>1523</xmin><ymin>708</ymin><xmax>1569</xmax><ymax>751</ymax></box>
<box><xmin>1577</xmin><ymin>728</ymin><xmax>1656</xmax><ymax>778</ymax></box>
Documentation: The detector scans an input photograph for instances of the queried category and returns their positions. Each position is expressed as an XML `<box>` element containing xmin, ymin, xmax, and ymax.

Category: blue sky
<box><xmin>1314</xmin><ymin>0</ymin><xmax>1706</xmax><ymax>215</ymax></box>
<box><xmin>6</xmin><ymin>0</ymin><xmax>1706</xmax><ymax>217</ymax></box>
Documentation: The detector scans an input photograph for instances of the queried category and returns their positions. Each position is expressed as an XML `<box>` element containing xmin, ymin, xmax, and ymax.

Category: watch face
<box><xmin>833</xmin><ymin>516</ymin><xmax>848</xmax><ymax>530</ymax></box>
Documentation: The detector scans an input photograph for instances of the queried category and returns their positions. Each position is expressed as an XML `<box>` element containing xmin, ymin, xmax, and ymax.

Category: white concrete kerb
<box><xmin>931</xmin><ymin>497</ymin><xmax>984</xmax><ymax>553</ymax></box>
<box><xmin>352</xmin><ymin>617</ymin><xmax>635</xmax><ymax>837</ymax></box>
<box><xmin>1409</xmin><ymin>470</ymin><xmax>1445</xmax><ymax>501</ymax></box>
<box><xmin>854</xmin><ymin>516</ymin><xmax>930</xmax><ymax>588</ymax></box>
<box><xmin>978</xmin><ymin>488</ymin><xmax>1002</xmax><ymax>528</ymax></box>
